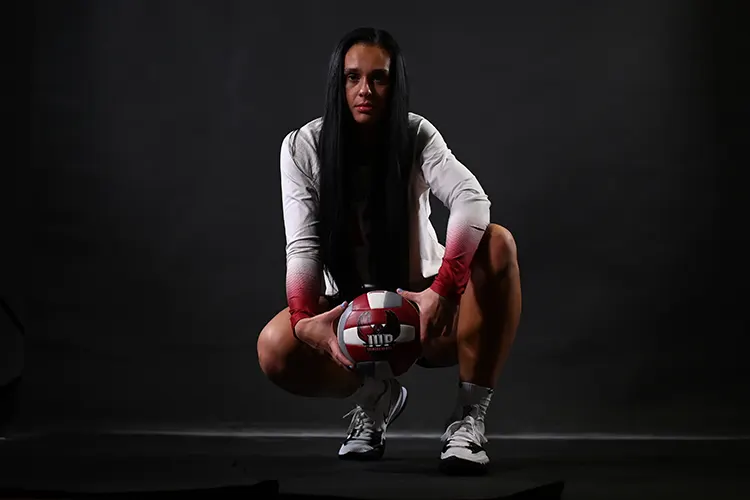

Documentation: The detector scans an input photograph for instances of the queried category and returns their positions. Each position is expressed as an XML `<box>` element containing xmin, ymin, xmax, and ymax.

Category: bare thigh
<box><xmin>257</xmin><ymin>296</ymin><xmax>361</xmax><ymax>398</ymax></box>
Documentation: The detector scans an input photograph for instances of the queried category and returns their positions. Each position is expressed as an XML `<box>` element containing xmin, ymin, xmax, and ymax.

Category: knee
<box><xmin>483</xmin><ymin>223</ymin><xmax>518</xmax><ymax>273</ymax></box>
<box><xmin>256</xmin><ymin>322</ymin><xmax>291</xmax><ymax>382</ymax></box>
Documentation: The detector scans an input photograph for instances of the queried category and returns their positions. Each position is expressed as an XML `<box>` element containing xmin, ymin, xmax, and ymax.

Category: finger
<box><xmin>420</xmin><ymin>318</ymin><xmax>430</xmax><ymax>344</ymax></box>
<box><xmin>329</xmin><ymin>339</ymin><xmax>354</xmax><ymax>370</ymax></box>
<box><xmin>446</xmin><ymin>309</ymin><xmax>459</xmax><ymax>337</ymax></box>
<box><xmin>398</xmin><ymin>289</ymin><xmax>421</xmax><ymax>312</ymax></box>
<box><xmin>431</xmin><ymin>321</ymin><xmax>445</xmax><ymax>339</ymax></box>
<box><xmin>439</xmin><ymin>324</ymin><xmax>450</xmax><ymax>338</ymax></box>
<box><xmin>435</xmin><ymin>318</ymin><xmax>449</xmax><ymax>338</ymax></box>
<box><xmin>324</xmin><ymin>301</ymin><xmax>348</xmax><ymax>320</ymax></box>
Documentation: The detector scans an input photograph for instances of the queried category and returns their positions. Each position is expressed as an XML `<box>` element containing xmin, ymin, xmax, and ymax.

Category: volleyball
<box><xmin>336</xmin><ymin>290</ymin><xmax>422</xmax><ymax>379</ymax></box>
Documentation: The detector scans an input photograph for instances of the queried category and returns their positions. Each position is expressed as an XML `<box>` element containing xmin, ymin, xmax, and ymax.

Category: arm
<box><xmin>279</xmin><ymin>131</ymin><xmax>323</xmax><ymax>333</ymax></box>
<box><xmin>417</xmin><ymin>118</ymin><xmax>491</xmax><ymax>303</ymax></box>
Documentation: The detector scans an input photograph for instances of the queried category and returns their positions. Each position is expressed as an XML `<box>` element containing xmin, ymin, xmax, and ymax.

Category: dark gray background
<box><xmin>4</xmin><ymin>0</ymin><xmax>748</xmax><ymax>436</ymax></box>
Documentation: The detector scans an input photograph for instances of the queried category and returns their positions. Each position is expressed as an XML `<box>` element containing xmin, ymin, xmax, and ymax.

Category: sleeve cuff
<box><xmin>290</xmin><ymin>309</ymin><xmax>315</xmax><ymax>337</ymax></box>
<box><xmin>429</xmin><ymin>278</ymin><xmax>463</xmax><ymax>304</ymax></box>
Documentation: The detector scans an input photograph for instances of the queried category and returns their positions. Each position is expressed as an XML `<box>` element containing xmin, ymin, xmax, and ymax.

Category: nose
<box><xmin>358</xmin><ymin>79</ymin><xmax>373</xmax><ymax>96</ymax></box>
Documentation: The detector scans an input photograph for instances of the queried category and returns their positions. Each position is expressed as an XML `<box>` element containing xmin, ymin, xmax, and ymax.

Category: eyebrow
<box><xmin>344</xmin><ymin>68</ymin><xmax>390</xmax><ymax>74</ymax></box>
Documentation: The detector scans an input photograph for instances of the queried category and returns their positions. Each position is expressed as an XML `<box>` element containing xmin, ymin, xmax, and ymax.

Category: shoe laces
<box><xmin>342</xmin><ymin>406</ymin><xmax>379</xmax><ymax>443</ymax></box>
<box><xmin>441</xmin><ymin>415</ymin><xmax>487</xmax><ymax>446</ymax></box>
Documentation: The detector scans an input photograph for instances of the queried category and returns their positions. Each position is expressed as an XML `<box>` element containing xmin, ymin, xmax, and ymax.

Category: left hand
<box><xmin>397</xmin><ymin>287</ymin><xmax>458</xmax><ymax>345</ymax></box>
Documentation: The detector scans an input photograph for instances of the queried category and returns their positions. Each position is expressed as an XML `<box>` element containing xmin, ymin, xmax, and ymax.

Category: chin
<box><xmin>353</xmin><ymin>113</ymin><xmax>379</xmax><ymax>126</ymax></box>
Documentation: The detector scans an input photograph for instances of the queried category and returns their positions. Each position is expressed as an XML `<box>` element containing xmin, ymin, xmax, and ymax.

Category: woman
<box><xmin>257</xmin><ymin>27</ymin><xmax>522</xmax><ymax>475</ymax></box>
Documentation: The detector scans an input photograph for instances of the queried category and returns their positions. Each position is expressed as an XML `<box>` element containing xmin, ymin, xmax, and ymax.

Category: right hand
<box><xmin>294</xmin><ymin>301</ymin><xmax>353</xmax><ymax>370</ymax></box>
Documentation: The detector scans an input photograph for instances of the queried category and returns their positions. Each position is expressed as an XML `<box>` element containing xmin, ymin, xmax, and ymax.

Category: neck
<box><xmin>350</xmin><ymin>124</ymin><xmax>384</xmax><ymax>164</ymax></box>
<box><xmin>354</xmin><ymin>122</ymin><xmax>384</xmax><ymax>146</ymax></box>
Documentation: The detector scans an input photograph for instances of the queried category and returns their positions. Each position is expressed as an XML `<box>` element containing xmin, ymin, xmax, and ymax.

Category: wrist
<box><xmin>290</xmin><ymin>312</ymin><xmax>313</xmax><ymax>341</ymax></box>
<box><xmin>429</xmin><ymin>281</ymin><xmax>461</xmax><ymax>305</ymax></box>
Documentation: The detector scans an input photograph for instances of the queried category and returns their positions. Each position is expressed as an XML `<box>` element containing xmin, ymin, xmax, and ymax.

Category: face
<box><xmin>343</xmin><ymin>43</ymin><xmax>391</xmax><ymax>126</ymax></box>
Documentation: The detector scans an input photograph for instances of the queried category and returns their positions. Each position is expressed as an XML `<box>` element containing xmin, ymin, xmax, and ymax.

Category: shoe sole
<box><xmin>438</xmin><ymin>456</ymin><xmax>489</xmax><ymax>476</ymax></box>
<box><xmin>338</xmin><ymin>385</ymin><xmax>409</xmax><ymax>461</ymax></box>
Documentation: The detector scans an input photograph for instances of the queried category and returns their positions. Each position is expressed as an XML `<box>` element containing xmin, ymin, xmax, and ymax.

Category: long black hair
<box><xmin>317</xmin><ymin>27</ymin><xmax>414</xmax><ymax>302</ymax></box>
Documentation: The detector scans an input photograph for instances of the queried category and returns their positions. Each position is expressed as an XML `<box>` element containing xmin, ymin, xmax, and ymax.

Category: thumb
<box><xmin>328</xmin><ymin>337</ymin><xmax>354</xmax><ymax>371</ymax></box>
<box><xmin>397</xmin><ymin>288</ymin><xmax>420</xmax><ymax>311</ymax></box>
<box><xmin>324</xmin><ymin>301</ymin><xmax>348</xmax><ymax>320</ymax></box>
<box><xmin>396</xmin><ymin>288</ymin><xmax>417</xmax><ymax>301</ymax></box>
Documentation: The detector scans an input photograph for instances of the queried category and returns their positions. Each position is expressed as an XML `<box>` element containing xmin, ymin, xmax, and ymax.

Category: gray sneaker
<box><xmin>338</xmin><ymin>378</ymin><xmax>408</xmax><ymax>460</ymax></box>
<box><xmin>439</xmin><ymin>412</ymin><xmax>490</xmax><ymax>475</ymax></box>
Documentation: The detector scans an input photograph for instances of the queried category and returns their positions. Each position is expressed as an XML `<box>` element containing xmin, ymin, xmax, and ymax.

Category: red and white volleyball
<box><xmin>336</xmin><ymin>290</ymin><xmax>421</xmax><ymax>377</ymax></box>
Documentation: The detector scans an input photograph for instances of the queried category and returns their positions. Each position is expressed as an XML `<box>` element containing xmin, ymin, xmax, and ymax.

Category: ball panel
<box><xmin>342</xmin><ymin>305</ymin><xmax>419</xmax><ymax>331</ymax></box>
<box><xmin>337</xmin><ymin>303</ymin><xmax>356</xmax><ymax>364</ymax></box>
<box><xmin>342</xmin><ymin>324</ymin><xmax>416</xmax><ymax>345</ymax></box>
<box><xmin>350</xmin><ymin>294</ymin><xmax>372</xmax><ymax>311</ymax></box>
<box><xmin>345</xmin><ymin>344</ymin><xmax>372</xmax><ymax>363</ymax></box>
<box><xmin>392</xmin><ymin>301</ymin><xmax>420</xmax><ymax>326</ymax></box>
<box><xmin>366</xmin><ymin>290</ymin><xmax>404</xmax><ymax>309</ymax></box>
<box><xmin>389</xmin><ymin>342</ymin><xmax>422</xmax><ymax>375</ymax></box>
<box><xmin>335</xmin><ymin>289</ymin><xmax>423</xmax><ymax>378</ymax></box>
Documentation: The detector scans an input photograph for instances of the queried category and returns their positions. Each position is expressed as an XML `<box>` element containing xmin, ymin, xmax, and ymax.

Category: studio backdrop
<box><xmin>9</xmin><ymin>0</ymin><xmax>748</xmax><ymax>436</ymax></box>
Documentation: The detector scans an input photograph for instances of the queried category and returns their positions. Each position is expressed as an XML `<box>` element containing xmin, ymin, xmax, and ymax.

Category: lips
<box><xmin>355</xmin><ymin>103</ymin><xmax>373</xmax><ymax>110</ymax></box>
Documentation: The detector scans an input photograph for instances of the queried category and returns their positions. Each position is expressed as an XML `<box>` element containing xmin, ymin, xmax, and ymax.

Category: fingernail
<box><xmin>396</xmin><ymin>288</ymin><xmax>403</xmax><ymax>293</ymax></box>
<box><xmin>340</xmin><ymin>301</ymin><xmax>347</xmax><ymax>308</ymax></box>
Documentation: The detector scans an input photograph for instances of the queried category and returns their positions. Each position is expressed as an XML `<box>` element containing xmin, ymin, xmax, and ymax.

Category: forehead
<box><xmin>344</xmin><ymin>43</ymin><xmax>391</xmax><ymax>71</ymax></box>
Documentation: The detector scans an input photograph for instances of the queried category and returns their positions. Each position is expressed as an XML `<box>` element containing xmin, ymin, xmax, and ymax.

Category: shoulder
<box><xmin>279</xmin><ymin>117</ymin><xmax>323</xmax><ymax>178</ymax></box>
<box><xmin>408</xmin><ymin>111</ymin><xmax>428</xmax><ymax>136</ymax></box>
<box><xmin>408</xmin><ymin>112</ymin><xmax>447</xmax><ymax>156</ymax></box>
<box><xmin>281</xmin><ymin>116</ymin><xmax>323</xmax><ymax>156</ymax></box>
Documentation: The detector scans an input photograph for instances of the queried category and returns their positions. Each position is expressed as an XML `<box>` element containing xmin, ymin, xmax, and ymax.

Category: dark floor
<box><xmin>0</xmin><ymin>432</ymin><xmax>748</xmax><ymax>499</ymax></box>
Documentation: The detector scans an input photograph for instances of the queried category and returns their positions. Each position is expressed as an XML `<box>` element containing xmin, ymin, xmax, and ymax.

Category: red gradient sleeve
<box><xmin>279</xmin><ymin>130</ymin><xmax>323</xmax><ymax>332</ymax></box>
<box><xmin>286</xmin><ymin>259</ymin><xmax>320</xmax><ymax>331</ymax></box>
<box><xmin>415</xmin><ymin>118</ymin><xmax>491</xmax><ymax>303</ymax></box>
<box><xmin>430</xmin><ymin>217</ymin><xmax>487</xmax><ymax>303</ymax></box>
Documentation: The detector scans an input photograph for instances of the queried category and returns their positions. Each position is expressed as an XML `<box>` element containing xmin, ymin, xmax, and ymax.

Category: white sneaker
<box><xmin>338</xmin><ymin>378</ymin><xmax>408</xmax><ymax>460</ymax></box>
<box><xmin>439</xmin><ymin>413</ymin><xmax>490</xmax><ymax>475</ymax></box>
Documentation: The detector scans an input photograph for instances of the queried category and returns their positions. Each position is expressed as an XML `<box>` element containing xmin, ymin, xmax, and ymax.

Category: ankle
<box><xmin>351</xmin><ymin>377</ymin><xmax>388</xmax><ymax>409</ymax></box>
<box><xmin>452</xmin><ymin>381</ymin><xmax>493</xmax><ymax>422</ymax></box>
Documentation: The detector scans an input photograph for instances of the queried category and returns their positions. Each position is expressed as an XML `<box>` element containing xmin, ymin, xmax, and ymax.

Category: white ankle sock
<box><xmin>351</xmin><ymin>377</ymin><xmax>388</xmax><ymax>409</ymax></box>
<box><xmin>454</xmin><ymin>381</ymin><xmax>493</xmax><ymax>422</ymax></box>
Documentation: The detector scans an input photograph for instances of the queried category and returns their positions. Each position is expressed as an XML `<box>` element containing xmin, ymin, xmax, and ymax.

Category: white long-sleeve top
<box><xmin>280</xmin><ymin>112</ymin><xmax>491</xmax><ymax>328</ymax></box>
